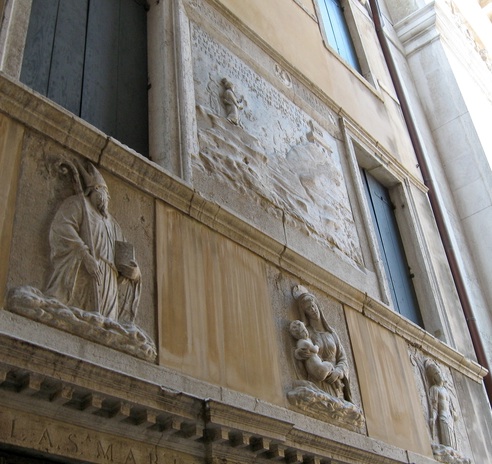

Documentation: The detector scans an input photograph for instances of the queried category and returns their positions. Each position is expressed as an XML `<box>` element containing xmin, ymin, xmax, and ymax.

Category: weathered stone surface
<box><xmin>5</xmin><ymin>285</ymin><xmax>156</xmax><ymax>362</ymax></box>
<box><xmin>156</xmin><ymin>201</ymin><xmax>284</xmax><ymax>404</ymax></box>
<box><xmin>0</xmin><ymin>114</ymin><xmax>23</xmax><ymax>306</ymax></box>
<box><xmin>191</xmin><ymin>24</ymin><xmax>362</xmax><ymax>266</ymax></box>
<box><xmin>409</xmin><ymin>348</ymin><xmax>473</xmax><ymax>463</ymax></box>
<box><xmin>0</xmin><ymin>407</ymin><xmax>201</xmax><ymax>464</ymax></box>
<box><xmin>287</xmin><ymin>380</ymin><xmax>365</xmax><ymax>431</ymax></box>
<box><xmin>4</xmin><ymin>156</ymin><xmax>156</xmax><ymax>361</ymax></box>
<box><xmin>345</xmin><ymin>307</ymin><xmax>433</xmax><ymax>457</ymax></box>
<box><xmin>287</xmin><ymin>286</ymin><xmax>365</xmax><ymax>431</ymax></box>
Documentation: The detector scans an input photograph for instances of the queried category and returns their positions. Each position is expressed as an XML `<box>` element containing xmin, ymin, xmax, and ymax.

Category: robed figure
<box><xmin>294</xmin><ymin>289</ymin><xmax>352</xmax><ymax>402</ymax></box>
<box><xmin>46</xmin><ymin>162</ymin><xmax>141</xmax><ymax>323</ymax></box>
<box><xmin>287</xmin><ymin>285</ymin><xmax>365</xmax><ymax>431</ymax></box>
<box><xmin>426</xmin><ymin>360</ymin><xmax>458</xmax><ymax>449</ymax></box>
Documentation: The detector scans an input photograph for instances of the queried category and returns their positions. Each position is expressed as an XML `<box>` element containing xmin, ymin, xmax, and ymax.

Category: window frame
<box><xmin>341</xmin><ymin>119</ymin><xmax>455</xmax><ymax>341</ymax></box>
<box><xmin>0</xmin><ymin>0</ymin><xmax>196</xmax><ymax>181</ymax></box>
<box><xmin>313</xmin><ymin>0</ymin><xmax>374</xmax><ymax>83</ymax></box>
<box><xmin>361</xmin><ymin>167</ymin><xmax>423</xmax><ymax>326</ymax></box>
<box><xmin>18</xmin><ymin>0</ymin><xmax>149</xmax><ymax>157</ymax></box>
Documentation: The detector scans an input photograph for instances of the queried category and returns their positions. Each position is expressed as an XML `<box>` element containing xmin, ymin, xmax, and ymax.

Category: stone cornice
<box><xmin>394</xmin><ymin>2</ymin><xmax>439</xmax><ymax>57</ymax></box>
<box><xmin>435</xmin><ymin>0</ymin><xmax>492</xmax><ymax>101</ymax></box>
<box><xmin>0</xmin><ymin>334</ymin><xmax>435</xmax><ymax>464</ymax></box>
<box><xmin>394</xmin><ymin>0</ymin><xmax>492</xmax><ymax>100</ymax></box>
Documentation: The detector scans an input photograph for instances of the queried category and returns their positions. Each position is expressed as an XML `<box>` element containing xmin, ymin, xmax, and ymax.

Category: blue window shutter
<box><xmin>318</xmin><ymin>0</ymin><xmax>338</xmax><ymax>52</ymax></box>
<box><xmin>318</xmin><ymin>0</ymin><xmax>361</xmax><ymax>72</ymax></box>
<box><xmin>20</xmin><ymin>0</ymin><xmax>62</xmax><ymax>97</ymax></box>
<box><xmin>362</xmin><ymin>170</ymin><xmax>423</xmax><ymax>326</ymax></box>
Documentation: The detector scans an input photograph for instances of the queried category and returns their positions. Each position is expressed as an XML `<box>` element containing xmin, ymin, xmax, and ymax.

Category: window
<box><xmin>315</xmin><ymin>0</ymin><xmax>361</xmax><ymax>72</ymax></box>
<box><xmin>361</xmin><ymin>169</ymin><xmax>423</xmax><ymax>326</ymax></box>
<box><xmin>20</xmin><ymin>0</ymin><xmax>149</xmax><ymax>156</ymax></box>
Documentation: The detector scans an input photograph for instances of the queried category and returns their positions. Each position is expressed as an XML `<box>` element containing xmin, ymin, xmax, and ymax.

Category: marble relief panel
<box><xmin>409</xmin><ymin>347</ymin><xmax>472</xmax><ymax>464</ymax></box>
<box><xmin>191</xmin><ymin>24</ymin><xmax>363</xmax><ymax>266</ymax></box>
<box><xmin>4</xmin><ymin>132</ymin><xmax>157</xmax><ymax>361</ymax></box>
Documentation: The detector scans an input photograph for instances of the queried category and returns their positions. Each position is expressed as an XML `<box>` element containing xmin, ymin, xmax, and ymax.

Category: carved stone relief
<box><xmin>221</xmin><ymin>77</ymin><xmax>244</xmax><ymax>126</ymax></box>
<box><xmin>191</xmin><ymin>25</ymin><xmax>362</xmax><ymax>266</ymax></box>
<box><xmin>286</xmin><ymin>285</ymin><xmax>365</xmax><ymax>431</ymax></box>
<box><xmin>410</xmin><ymin>351</ymin><xmax>471</xmax><ymax>464</ymax></box>
<box><xmin>5</xmin><ymin>157</ymin><xmax>156</xmax><ymax>362</ymax></box>
<box><xmin>274</xmin><ymin>63</ymin><xmax>292</xmax><ymax>88</ymax></box>
<box><xmin>444</xmin><ymin>0</ymin><xmax>492</xmax><ymax>72</ymax></box>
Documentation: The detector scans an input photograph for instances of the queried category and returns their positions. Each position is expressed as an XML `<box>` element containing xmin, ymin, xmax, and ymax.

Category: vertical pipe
<box><xmin>368</xmin><ymin>0</ymin><xmax>492</xmax><ymax>406</ymax></box>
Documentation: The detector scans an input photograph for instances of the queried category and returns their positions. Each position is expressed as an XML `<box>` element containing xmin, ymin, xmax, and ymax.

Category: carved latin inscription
<box><xmin>1</xmin><ymin>409</ymin><xmax>195</xmax><ymax>464</ymax></box>
<box><xmin>192</xmin><ymin>25</ymin><xmax>307</xmax><ymax>155</ymax></box>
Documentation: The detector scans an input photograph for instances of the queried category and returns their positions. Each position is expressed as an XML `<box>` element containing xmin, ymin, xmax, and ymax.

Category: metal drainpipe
<box><xmin>368</xmin><ymin>0</ymin><xmax>492</xmax><ymax>407</ymax></box>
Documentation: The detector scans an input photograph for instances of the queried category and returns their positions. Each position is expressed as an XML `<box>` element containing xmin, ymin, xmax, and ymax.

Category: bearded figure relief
<box><xmin>45</xmin><ymin>161</ymin><xmax>141</xmax><ymax>321</ymax></box>
<box><xmin>6</xmin><ymin>158</ymin><xmax>156</xmax><ymax>361</ymax></box>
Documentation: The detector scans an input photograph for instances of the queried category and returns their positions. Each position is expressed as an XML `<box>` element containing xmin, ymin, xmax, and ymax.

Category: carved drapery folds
<box><xmin>424</xmin><ymin>359</ymin><xmax>470</xmax><ymax>464</ymax></box>
<box><xmin>5</xmin><ymin>157</ymin><xmax>156</xmax><ymax>362</ymax></box>
<box><xmin>287</xmin><ymin>285</ymin><xmax>365</xmax><ymax>431</ymax></box>
<box><xmin>221</xmin><ymin>77</ymin><xmax>244</xmax><ymax>126</ymax></box>
<box><xmin>411</xmin><ymin>350</ymin><xmax>470</xmax><ymax>464</ymax></box>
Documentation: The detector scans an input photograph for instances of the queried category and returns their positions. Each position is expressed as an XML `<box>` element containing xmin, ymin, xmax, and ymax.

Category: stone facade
<box><xmin>0</xmin><ymin>0</ymin><xmax>491</xmax><ymax>463</ymax></box>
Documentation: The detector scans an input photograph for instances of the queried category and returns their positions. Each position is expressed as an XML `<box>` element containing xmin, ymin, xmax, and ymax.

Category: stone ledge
<box><xmin>0</xmin><ymin>333</ymin><xmax>431</xmax><ymax>464</ymax></box>
<box><xmin>0</xmin><ymin>73</ymin><xmax>484</xmax><ymax>384</ymax></box>
<box><xmin>360</xmin><ymin>297</ymin><xmax>487</xmax><ymax>383</ymax></box>
<box><xmin>0</xmin><ymin>72</ymin><xmax>107</xmax><ymax>162</ymax></box>
<box><xmin>394</xmin><ymin>2</ymin><xmax>439</xmax><ymax>56</ymax></box>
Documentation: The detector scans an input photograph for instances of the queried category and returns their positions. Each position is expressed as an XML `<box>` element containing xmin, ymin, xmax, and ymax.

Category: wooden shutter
<box><xmin>318</xmin><ymin>0</ymin><xmax>361</xmax><ymax>72</ymax></box>
<box><xmin>21</xmin><ymin>0</ymin><xmax>148</xmax><ymax>156</ymax></box>
<box><xmin>362</xmin><ymin>170</ymin><xmax>423</xmax><ymax>326</ymax></box>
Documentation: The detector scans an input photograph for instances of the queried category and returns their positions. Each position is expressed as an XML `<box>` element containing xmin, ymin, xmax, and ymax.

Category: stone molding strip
<box><xmin>0</xmin><ymin>73</ymin><xmax>485</xmax><ymax>384</ymax></box>
<box><xmin>0</xmin><ymin>335</ymin><xmax>434</xmax><ymax>464</ymax></box>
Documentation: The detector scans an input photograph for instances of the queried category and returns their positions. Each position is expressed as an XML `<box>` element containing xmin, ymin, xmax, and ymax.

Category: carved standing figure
<box><xmin>221</xmin><ymin>77</ymin><xmax>243</xmax><ymax>125</ymax></box>
<box><xmin>287</xmin><ymin>285</ymin><xmax>364</xmax><ymax>430</ymax></box>
<box><xmin>293</xmin><ymin>286</ymin><xmax>352</xmax><ymax>401</ymax></box>
<box><xmin>425</xmin><ymin>360</ymin><xmax>458</xmax><ymax>450</ymax></box>
<box><xmin>45</xmin><ymin>161</ymin><xmax>141</xmax><ymax>323</ymax></box>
